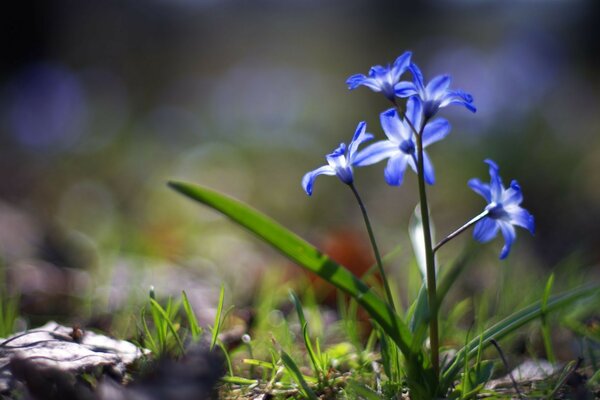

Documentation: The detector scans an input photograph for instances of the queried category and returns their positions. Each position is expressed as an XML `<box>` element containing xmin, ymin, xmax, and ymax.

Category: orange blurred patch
<box><xmin>305</xmin><ymin>228</ymin><xmax>375</xmax><ymax>305</ymax></box>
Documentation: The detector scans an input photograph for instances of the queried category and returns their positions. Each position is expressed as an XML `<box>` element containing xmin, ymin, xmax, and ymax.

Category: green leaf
<box><xmin>182</xmin><ymin>290</ymin><xmax>202</xmax><ymax>341</ymax></box>
<box><xmin>346</xmin><ymin>381</ymin><xmax>382</xmax><ymax>400</ymax></box>
<box><xmin>540</xmin><ymin>273</ymin><xmax>556</xmax><ymax>364</ymax></box>
<box><xmin>149</xmin><ymin>298</ymin><xmax>185</xmax><ymax>354</ymax></box>
<box><xmin>290</xmin><ymin>291</ymin><xmax>323</xmax><ymax>377</ymax></box>
<box><xmin>221</xmin><ymin>376</ymin><xmax>258</xmax><ymax>385</ymax></box>
<box><xmin>442</xmin><ymin>283</ymin><xmax>600</xmax><ymax>385</ymax></box>
<box><xmin>281</xmin><ymin>350</ymin><xmax>318</xmax><ymax>400</ymax></box>
<box><xmin>408</xmin><ymin>247</ymin><xmax>476</xmax><ymax>337</ymax></box>
<box><xmin>210</xmin><ymin>283</ymin><xmax>226</xmax><ymax>351</ymax></box>
<box><xmin>169</xmin><ymin>181</ymin><xmax>416</xmax><ymax>359</ymax></box>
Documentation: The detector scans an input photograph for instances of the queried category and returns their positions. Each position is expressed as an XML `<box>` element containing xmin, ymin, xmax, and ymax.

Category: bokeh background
<box><xmin>1</xmin><ymin>0</ymin><xmax>599</xmax><ymax>330</ymax></box>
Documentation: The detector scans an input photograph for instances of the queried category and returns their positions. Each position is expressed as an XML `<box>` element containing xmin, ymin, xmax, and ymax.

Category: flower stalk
<box><xmin>414</xmin><ymin>120</ymin><xmax>440</xmax><ymax>383</ymax></box>
<box><xmin>349</xmin><ymin>183</ymin><xmax>397</xmax><ymax>312</ymax></box>
<box><xmin>433</xmin><ymin>209</ymin><xmax>490</xmax><ymax>254</ymax></box>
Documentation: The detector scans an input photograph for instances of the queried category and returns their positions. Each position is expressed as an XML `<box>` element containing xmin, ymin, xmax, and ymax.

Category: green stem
<box><xmin>393</xmin><ymin>98</ymin><xmax>440</xmax><ymax>385</ymax></box>
<box><xmin>349</xmin><ymin>183</ymin><xmax>396</xmax><ymax>312</ymax></box>
<box><xmin>433</xmin><ymin>210</ymin><xmax>489</xmax><ymax>254</ymax></box>
<box><xmin>414</xmin><ymin>128</ymin><xmax>440</xmax><ymax>383</ymax></box>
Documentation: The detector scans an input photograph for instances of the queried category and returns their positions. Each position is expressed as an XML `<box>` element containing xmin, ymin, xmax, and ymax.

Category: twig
<box><xmin>490</xmin><ymin>339</ymin><xmax>524</xmax><ymax>400</ymax></box>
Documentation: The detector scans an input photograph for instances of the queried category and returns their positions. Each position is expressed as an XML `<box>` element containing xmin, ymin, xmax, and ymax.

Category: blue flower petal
<box><xmin>384</xmin><ymin>154</ymin><xmax>409</xmax><ymax>186</ymax></box>
<box><xmin>423</xmin><ymin>152</ymin><xmax>435</xmax><ymax>185</ymax></box>
<box><xmin>394</xmin><ymin>81</ymin><xmax>418</xmax><ymax>98</ymax></box>
<box><xmin>354</xmin><ymin>140</ymin><xmax>398</xmax><ymax>167</ymax></box>
<box><xmin>347</xmin><ymin>121</ymin><xmax>373</xmax><ymax>161</ymax></box>
<box><xmin>346</xmin><ymin>74</ymin><xmax>369</xmax><ymax>90</ymax></box>
<box><xmin>422</xmin><ymin>118</ymin><xmax>451</xmax><ymax>147</ymax></box>
<box><xmin>409</xmin><ymin>63</ymin><xmax>425</xmax><ymax>93</ymax></box>
<box><xmin>468</xmin><ymin>178</ymin><xmax>492</xmax><ymax>203</ymax></box>
<box><xmin>423</xmin><ymin>151</ymin><xmax>435</xmax><ymax>185</ymax></box>
<box><xmin>506</xmin><ymin>206</ymin><xmax>535</xmax><ymax>234</ymax></box>
<box><xmin>498</xmin><ymin>221</ymin><xmax>516</xmax><ymax>259</ymax></box>
<box><xmin>426</xmin><ymin>75</ymin><xmax>451</xmax><ymax>100</ymax></box>
<box><xmin>368</xmin><ymin>65</ymin><xmax>388</xmax><ymax>77</ymax></box>
<box><xmin>485</xmin><ymin>159</ymin><xmax>503</xmax><ymax>201</ymax></box>
<box><xmin>502</xmin><ymin>180</ymin><xmax>523</xmax><ymax>205</ymax></box>
<box><xmin>380</xmin><ymin>108</ymin><xmax>406</xmax><ymax>142</ymax></box>
<box><xmin>405</xmin><ymin>97</ymin><xmax>423</xmax><ymax>131</ymax></box>
<box><xmin>440</xmin><ymin>90</ymin><xmax>477</xmax><ymax>113</ymax></box>
<box><xmin>473</xmin><ymin>217</ymin><xmax>499</xmax><ymax>243</ymax></box>
<box><xmin>302</xmin><ymin>165</ymin><xmax>336</xmax><ymax>196</ymax></box>
<box><xmin>391</xmin><ymin>51</ymin><xmax>412</xmax><ymax>81</ymax></box>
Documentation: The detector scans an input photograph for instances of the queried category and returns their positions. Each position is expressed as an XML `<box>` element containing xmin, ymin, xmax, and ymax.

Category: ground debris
<box><xmin>0</xmin><ymin>321</ymin><xmax>146</xmax><ymax>398</ymax></box>
<box><xmin>97</xmin><ymin>343</ymin><xmax>225</xmax><ymax>400</ymax></box>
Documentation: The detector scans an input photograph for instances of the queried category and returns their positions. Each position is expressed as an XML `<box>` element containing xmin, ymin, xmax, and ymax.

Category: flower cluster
<box><xmin>303</xmin><ymin>51</ymin><xmax>533</xmax><ymax>259</ymax></box>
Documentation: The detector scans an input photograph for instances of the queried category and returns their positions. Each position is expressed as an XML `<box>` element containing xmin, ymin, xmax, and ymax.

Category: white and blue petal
<box><xmin>391</xmin><ymin>51</ymin><xmax>412</xmax><ymax>82</ymax></box>
<box><xmin>473</xmin><ymin>217</ymin><xmax>499</xmax><ymax>243</ymax></box>
<box><xmin>394</xmin><ymin>81</ymin><xmax>418</xmax><ymax>98</ymax></box>
<box><xmin>347</xmin><ymin>121</ymin><xmax>374</xmax><ymax>162</ymax></box>
<box><xmin>422</xmin><ymin>118</ymin><xmax>451</xmax><ymax>147</ymax></box>
<box><xmin>347</xmin><ymin>74</ymin><xmax>377</xmax><ymax>91</ymax></box>
<box><xmin>354</xmin><ymin>140</ymin><xmax>398</xmax><ymax>167</ymax></box>
<box><xmin>384</xmin><ymin>154</ymin><xmax>409</xmax><ymax>186</ymax></box>
<box><xmin>439</xmin><ymin>90</ymin><xmax>476</xmax><ymax>113</ymax></box>
<box><xmin>426</xmin><ymin>74</ymin><xmax>451</xmax><ymax>100</ymax></box>
<box><xmin>405</xmin><ymin>97</ymin><xmax>423</xmax><ymax>131</ymax></box>
<box><xmin>485</xmin><ymin>159</ymin><xmax>503</xmax><ymax>201</ymax></box>
<box><xmin>502</xmin><ymin>180</ymin><xmax>523</xmax><ymax>206</ymax></box>
<box><xmin>422</xmin><ymin>151</ymin><xmax>435</xmax><ymax>185</ymax></box>
<box><xmin>506</xmin><ymin>206</ymin><xmax>535</xmax><ymax>234</ymax></box>
<box><xmin>409</xmin><ymin>63</ymin><xmax>426</xmax><ymax>93</ymax></box>
<box><xmin>468</xmin><ymin>178</ymin><xmax>492</xmax><ymax>203</ymax></box>
<box><xmin>302</xmin><ymin>165</ymin><xmax>336</xmax><ymax>196</ymax></box>
<box><xmin>498</xmin><ymin>221</ymin><xmax>516</xmax><ymax>259</ymax></box>
<box><xmin>380</xmin><ymin>108</ymin><xmax>407</xmax><ymax>142</ymax></box>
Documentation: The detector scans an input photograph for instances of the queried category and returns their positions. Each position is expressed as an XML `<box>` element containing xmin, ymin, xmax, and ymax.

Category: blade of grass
<box><xmin>280</xmin><ymin>350</ymin><xmax>318</xmax><ymax>400</ymax></box>
<box><xmin>442</xmin><ymin>283</ymin><xmax>599</xmax><ymax>386</ymax></box>
<box><xmin>243</xmin><ymin>359</ymin><xmax>275</xmax><ymax>369</ymax></box>
<box><xmin>149</xmin><ymin>298</ymin><xmax>185</xmax><ymax>354</ymax></box>
<box><xmin>540</xmin><ymin>274</ymin><xmax>556</xmax><ymax>364</ymax></box>
<box><xmin>346</xmin><ymin>381</ymin><xmax>382</xmax><ymax>400</ymax></box>
<box><xmin>169</xmin><ymin>181</ymin><xmax>416</xmax><ymax>359</ymax></box>
<box><xmin>221</xmin><ymin>376</ymin><xmax>258</xmax><ymax>385</ymax></box>
<box><xmin>181</xmin><ymin>290</ymin><xmax>202</xmax><ymax>341</ymax></box>
<box><xmin>210</xmin><ymin>283</ymin><xmax>225</xmax><ymax>351</ymax></box>
<box><xmin>290</xmin><ymin>291</ymin><xmax>322</xmax><ymax>378</ymax></box>
<box><xmin>140</xmin><ymin>307</ymin><xmax>157</xmax><ymax>354</ymax></box>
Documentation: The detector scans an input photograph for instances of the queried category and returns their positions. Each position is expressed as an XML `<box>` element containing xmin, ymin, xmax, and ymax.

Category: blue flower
<box><xmin>395</xmin><ymin>62</ymin><xmax>476</xmax><ymax>119</ymax></box>
<box><xmin>354</xmin><ymin>97</ymin><xmax>451</xmax><ymax>186</ymax></box>
<box><xmin>346</xmin><ymin>51</ymin><xmax>412</xmax><ymax>101</ymax></box>
<box><xmin>302</xmin><ymin>122</ymin><xmax>374</xmax><ymax>196</ymax></box>
<box><xmin>468</xmin><ymin>159</ymin><xmax>535</xmax><ymax>259</ymax></box>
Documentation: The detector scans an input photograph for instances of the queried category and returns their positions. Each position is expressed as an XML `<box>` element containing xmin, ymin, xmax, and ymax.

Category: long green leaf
<box><xmin>182</xmin><ymin>290</ymin><xmax>202</xmax><ymax>341</ymax></box>
<box><xmin>149</xmin><ymin>298</ymin><xmax>185</xmax><ymax>354</ymax></box>
<box><xmin>290</xmin><ymin>291</ymin><xmax>322</xmax><ymax>377</ymax></box>
<box><xmin>442</xmin><ymin>284</ymin><xmax>599</xmax><ymax>385</ymax></box>
<box><xmin>281</xmin><ymin>350</ymin><xmax>318</xmax><ymax>400</ymax></box>
<box><xmin>210</xmin><ymin>283</ymin><xmax>226</xmax><ymax>351</ymax></box>
<box><xmin>169</xmin><ymin>181</ymin><xmax>416</xmax><ymax>359</ymax></box>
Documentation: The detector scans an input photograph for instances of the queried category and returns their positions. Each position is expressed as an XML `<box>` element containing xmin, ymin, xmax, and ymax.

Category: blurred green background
<box><xmin>0</xmin><ymin>1</ymin><xmax>599</xmax><ymax>328</ymax></box>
